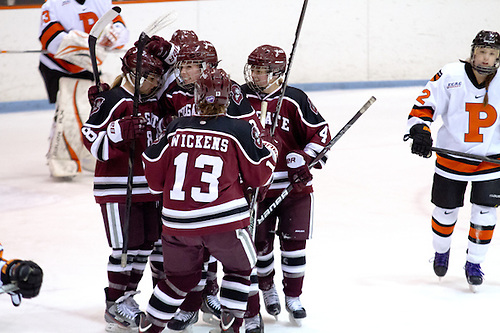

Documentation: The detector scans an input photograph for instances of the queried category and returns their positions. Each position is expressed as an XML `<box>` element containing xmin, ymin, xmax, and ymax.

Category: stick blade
<box><xmin>89</xmin><ymin>6</ymin><xmax>121</xmax><ymax>39</ymax></box>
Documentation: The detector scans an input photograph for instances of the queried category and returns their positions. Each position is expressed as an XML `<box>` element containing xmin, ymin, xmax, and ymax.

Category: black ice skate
<box><xmin>285</xmin><ymin>296</ymin><xmax>307</xmax><ymax>326</ymax></box>
<box><xmin>167</xmin><ymin>310</ymin><xmax>198</xmax><ymax>332</ymax></box>
<box><xmin>261</xmin><ymin>283</ymin><xmax>281</xmax><ymax>319</ymax></box>
<box><xmin>433</xmin><ymin>249</ymin><xmax>450</xmax><ymax>279</ymax></box>
<box><xmin>245</xmin><ymin>312</ymin><xmax>263</xmax><ymax>333</ymax></box>
<box><xmin>465</xmin><ymin>261</ymin><xmax>484</xmax><ymax>293</ymax></box>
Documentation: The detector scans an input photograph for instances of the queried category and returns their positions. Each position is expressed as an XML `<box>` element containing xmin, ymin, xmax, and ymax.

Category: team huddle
<box><xmin>26</xmin><ymin>0</ymin><xmax>500</xmax><ymax>331</ymax></box>
<box><xmin>35</xmin><ymin>0</ymin><xmax>332</xmax><ymax>332</ymax></box>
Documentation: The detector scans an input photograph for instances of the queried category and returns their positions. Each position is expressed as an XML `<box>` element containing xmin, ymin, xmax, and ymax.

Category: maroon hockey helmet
<box><xmin>244</xmin><ymin>45</ymin><xmax>286</xmax><ymax>93</ymax></box>
<box><xmin>170</xmin><ymin>29</ymin><xmax>199</xmax><ymax>47</ymax></box>
<box><xmin>195</xmin><ymin>68</ymin><xmax>231</xmax><ymax>111</ymax></box>
<box><xmin>471</xmin><ymin>30</ymin><xmax>500</xmax><ymax>75</ymax></box>
<box><xmin>177</xmin><ymin>40</ymin><xmax>218</xmax><ymax>67</ymax></box>
<box><xmin>121</xmin><ymin>46</ymin><xmax>165</xmax><ymax>78</ymax></box>
<box><xmin>247</xmin><ymin>45</ymin><xmax>287</xmax><ymax>76</ymax></box>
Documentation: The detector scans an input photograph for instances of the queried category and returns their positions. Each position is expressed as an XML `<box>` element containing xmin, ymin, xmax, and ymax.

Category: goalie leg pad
<box><xmin>47</xmin><ymin>77</ymin><xmax>96</xmax><ymax>177</ymax></box>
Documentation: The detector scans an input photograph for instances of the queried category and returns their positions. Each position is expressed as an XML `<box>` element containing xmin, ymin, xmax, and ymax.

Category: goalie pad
<box><xmin>47</xmin><ymin>77</ymin><xmax>101</xmax><ymax>178</ymax></box>
<box><xmin>54</xmin><ymin>30</ymin><xmax>107</xmax><ymax>72</ymax></box>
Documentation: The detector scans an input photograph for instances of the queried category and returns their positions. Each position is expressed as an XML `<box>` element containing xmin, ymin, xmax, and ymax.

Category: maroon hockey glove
<box><xmin>107</xmin><ymin>115</ymin><xmax>147</xmax><ymax>143</ymax></box>
<box><xmin>286</xmin><ymin>150</ymin><xmax>313</xmax><ymax>192</ymax></box>
<box><xmin>1</xmin><ymin>260</ymin><xmax>43</xmax><ymax>298</ymax></box>
<box><xmin>260</xmin><ymin>128</ymin><xmax>282</xmax><ymax>162</ymax></box>
<box><xmin>88</xmin><ymin>83</ymin><xmax>110</xmax><ymax>106</ymax></box>
<box><xmin>146</xmin><ymin>35</ymin><xmax>179</xmax><ymax>68</ymax></box>
<box><xmin>408</xmin><ymin>123</ymin><xmax>433</xmax><ymax>158</ymax></box>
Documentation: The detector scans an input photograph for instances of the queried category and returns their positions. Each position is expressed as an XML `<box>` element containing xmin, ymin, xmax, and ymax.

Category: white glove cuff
<box><xmin>107</xmin><ymin>120</ymin><xmax>123</xmax><ymax>143</ymax></box>
<box><xmin>286</xmin><ymin>151</ymin><xmax>306</xmax><ymax>168</ymax></box>
<box><xmin>164</xmin><ymin>44</ymin><xmax>179</xmax><ymax>65</ymax></box>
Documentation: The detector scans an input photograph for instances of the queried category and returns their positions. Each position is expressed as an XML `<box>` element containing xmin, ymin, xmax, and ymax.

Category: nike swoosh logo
<box><xmin>480</xmin><ymin>211</ymin><xmax>489</xmax><ymax>214</ymax></box>
<box><xmin>444</xmin><ymin>211</ymin><xmax>453</xmax><ymax>215</ymax></box>
<box><xmin>139</xmin><ymin>323</ymin><xmax>152</xmax><ymax>333</ymax></box>
<box><xmin>475</xmin><ymin>95</ymin><xmax>484</xmax><ymax>98</ymax></box>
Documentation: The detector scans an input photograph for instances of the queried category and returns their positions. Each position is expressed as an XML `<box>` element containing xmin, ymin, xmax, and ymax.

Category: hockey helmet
<box><xmin>175</xmin><ymin>40</ymin><xmax>219</xmax><ymax>90</ymax></box>
<box><xmin>170</xmin><ymin>29</ymin><xmax>199</xmax><ymax>47</ymax></box>
<box><xmin>121</xmin><ymin>46</ymin><xmax>165</xmax><ymax>96</ymax></box>
<box><xmin>244</xmin><ymin>44</ymin><xmax>286</xmax><ymax>92</ymax></box>
<box><xmin>195</xmin><ymin>68</ymin><xmax>231</xmax><ymax>114</ymax></box>
<box><xmin>470</xmin><ymin>30</ymin><xmax>500</xmax><ymax>75</ymax></box>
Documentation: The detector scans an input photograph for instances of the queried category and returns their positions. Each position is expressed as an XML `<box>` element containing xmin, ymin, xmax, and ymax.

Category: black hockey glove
<box><xmin>408</xmin><ymin>123</ymin><xmax>433</xmax><ymax>158</ymax></box>
<box><xmin>2</xmin><ymin>260</ymin><xmax>43</xmax><ymax>298</ymax></box>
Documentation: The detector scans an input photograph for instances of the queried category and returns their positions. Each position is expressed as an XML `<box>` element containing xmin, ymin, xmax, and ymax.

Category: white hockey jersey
<box><xmin>407</xmin><ymin>61</ymin><xmax>500</xmax><ymax>181</ymax></box>
<box><xmin>39</xmin><ymin>0</ymin><xmax>127</xmax><ymax>74</ymax></box>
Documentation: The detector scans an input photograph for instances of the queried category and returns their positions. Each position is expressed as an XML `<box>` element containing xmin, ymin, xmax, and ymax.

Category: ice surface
<box><xmin>2</xmin><ymin>87</ymin><xmax>500</xmax><ymax>333</ymax></box>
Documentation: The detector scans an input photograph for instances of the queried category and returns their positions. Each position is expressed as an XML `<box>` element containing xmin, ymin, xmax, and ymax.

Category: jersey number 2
<box><xmin>170</xmin><ymin>152</ymin><xmax>223</xmax><ymax>203</ymax></box>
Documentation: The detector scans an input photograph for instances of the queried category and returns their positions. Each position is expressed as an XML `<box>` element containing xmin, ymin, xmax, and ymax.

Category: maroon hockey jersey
<box><xmin>142</xmin><ymin>115</ymin><xmax>276</xmax><ymax>236</ymax></box>
<box><xmin>82</xmin><ymin>86</ymin><xmax>163</xmax><ymax>204</ymax></box>
<box><xmin>241</xmin><ymin>84</ymin><xmax>331</xmax><ymax>197</ymax></box>
<box><xmin>159</xmin><ymin>79</ymin><xmax>264</xmax><ymax>132</ymax></box>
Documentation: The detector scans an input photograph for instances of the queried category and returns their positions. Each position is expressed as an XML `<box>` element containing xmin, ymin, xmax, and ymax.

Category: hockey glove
<box><xmin>1</xmin><ymin>260</ymin><xmax>43</xmax><ymax>298</ymax></box>
<box><xmin>408</xmin><ymin>123</ymin><xmax>433</xmax><ymax>158</ymax></box>
<box><xmin>146</xmin><ymin>35</ymin><xmax>179</xmax><ymax>69</ymax></box>
<box><xmin>107</xmin><ymin>115</ymin><xmax>147</xmax><ymax>143</ymax></box>
<box><xmin>88</xmin><ymin>83</ymin><xmax>110</xmax><ymax>106</ymax></box>
<box><xmin>286</xmin><ymin>150</ymin><xmax>313</xmax><ymax>192</ymax></box>
<box><xmin>260</xmin><ymin>128</ymin><xmax>281</xmax><ymax>163</ymax></box>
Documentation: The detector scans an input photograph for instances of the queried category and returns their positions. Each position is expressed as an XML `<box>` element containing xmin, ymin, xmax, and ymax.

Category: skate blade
<box><xmin>469</xmin><ymin>284</ymin><xmax>479</xmax><ymax>293</ymax></box>
<box><xmin>202</xmin><ymin>312</ymin><xmax>220</xmax><ymax>326</ymax></box>
<box><xmin>167</xmin><ymin>326</ymin><xmax>194</xmax><ymax>333</ymax></box>
<box><xmin>288</xmin><ymin>313</ymin><xmax>303</xmax><ymax>327</ymax></box>
<box><xmin>105</xmin><ymin>322</ymin><xmax>136</xmax><ymax>332</ymax></box>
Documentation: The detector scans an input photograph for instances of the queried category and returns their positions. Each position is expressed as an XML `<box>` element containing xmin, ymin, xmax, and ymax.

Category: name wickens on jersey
<box><xmin>170</xmin><ymin>133</ymin><xmax>229</xmax><ymax>152</ymax></box>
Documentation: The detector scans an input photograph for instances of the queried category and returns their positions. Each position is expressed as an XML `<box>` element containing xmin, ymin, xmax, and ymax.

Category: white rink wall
<box><xmin>1</xmin><ymin>0</ymin><xmax>499</xmax><ymax>103</ymax></box>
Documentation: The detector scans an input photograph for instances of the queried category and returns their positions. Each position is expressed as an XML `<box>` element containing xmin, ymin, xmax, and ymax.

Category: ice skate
<box><xmin>245</xmin><ymin>313</ymin><xmax>263</xmax><ymax>333</ymax></box>
<box><xmin>285</xmin><ymin>296</ymin><xmax>306</xmax><ymax>326</ymax></box>
<box><xmin>201</xmin><ymin>293</ymin><xmax>222</xmax><ymax>324</ymax></box>
<box><xmin>433</xmin><ymin>249</ymin><xmax>450</xmax><ymax>280</ymax></box>
<box><xmin>105</xmin><ymin>289</ymin><xmax>143</xmax><ymax>332</ymax></box>
<box><xmin>465</xmin><ymin>261</ymin><xmax>484</xmax><ymax>293</ymax></box>
<box><xmin>167</xmin><ymin>310</ymin><xmax>198</xmax><ymax>332</ymax></box>
<box><xmin>261</xmin><ymin>284</ymin><xmax>280</xmax><ymax>319</ymax></box>
<box><xmin>208</xmin><ymin>311</ymin><xmax>241</xmax><ymax>333</ymax></box>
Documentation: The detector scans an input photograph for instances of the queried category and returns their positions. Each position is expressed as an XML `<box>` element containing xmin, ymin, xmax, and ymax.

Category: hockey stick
<box><xmin>121</xmin><ymin>32</ymin><xmax>148</xmax><ymax>267</ymax></box>
<box><xmin>88</xmin><ymin>6</ymin><xmax>121</xmax><ymax>88</ymax></box>
<box><xmin>143</xmin><ymin>11</ymin><xmax>178</xmax><ymax>37</ymax></box>
<box><xmin>0</xmin><ymin>284</ymin><xmax>21</xmax><ymax>306</ymax></box>
<box><xmin>257</xmin><ymin>96</ymin><xmax>377</xmax><ymax>225</ymax></box>
<box><xmin>431</xmin><ymin>147</ymin><xmax>500</xmax><ymax>165</ymax></box>
<box><xmin>249</xmin><ymin>101</ymin><xmax>269</xmax><ymax>239</ymax></box>
<box><xmin>270</xmin><ymin>0</ymin><xmax>309</xmax><ymax>136</ymax></box>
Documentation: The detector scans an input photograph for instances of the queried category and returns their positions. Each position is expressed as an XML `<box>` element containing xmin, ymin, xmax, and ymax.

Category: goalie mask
<box><xmin>194</xmin><ymin>68</ymin><xmax>231</xmax><ymax>116</ymax></box>
<box><xmin>175</xmin><ymin>40</ymin><xmax>219</xmax><ymax>91</ymax></box>
<box><xmin>471</xmin><ymin>30</ymin><xmax>500</xmax><ymax>75</ymax></box>
<box><xmin>170</xmin><ymin>29</ymin><xmax>199</xmax><ymax>47</ymax></box>
<box><xmin>244</xmin><ymin>44</ymin><xmax>286</xmax><ymax>93</ymax></box>
<box><xmin>121</xmin><ymin>46</ymin><xmax>165</xmax><ymax>98</ymax></box>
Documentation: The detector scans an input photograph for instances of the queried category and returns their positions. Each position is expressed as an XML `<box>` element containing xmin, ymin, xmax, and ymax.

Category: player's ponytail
<box><xmin>483</xmin><ymin>72</ymin><xmax>495</xmax><ymax>106</ymax></box>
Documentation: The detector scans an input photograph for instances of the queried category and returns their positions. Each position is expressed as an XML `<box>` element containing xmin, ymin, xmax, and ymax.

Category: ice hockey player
<box><xmin>139</xmin><ymin>67</ymin><xmax>278</xmax><ymax>333</ymax></box>
<box><xmin>0</xmin><ymin>243</ymin><xmax>43</xmax><ymax>307</ymax></box>
<box><xmin>156</xmin><ymin>38</ymin><xmax>265</xmax><ymax>332</ymax></box>
<box><xmin>39</xmin><ymin>0</ymin><xmax>129</xmax><ymax>178</ymax></box>
<box><xmin>81</xmin><ymin>40</ymin><xmax>177</xmax><ymax>332</ymax></box>
<box><xmin>404</xmin><ymin>30</ymin><xmax>500</xmax><ymax>292</ymax></box>
<box><xmin>241</xmin><ymin>44</ymin><xmax>332</xmax><ymax>328</ymax></box>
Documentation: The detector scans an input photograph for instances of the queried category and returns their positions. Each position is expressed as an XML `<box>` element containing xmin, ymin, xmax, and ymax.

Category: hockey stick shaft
<box><xmin>248</xmin><ymin>101</ymin><xmax>269</xmax><ymax>239</ymax></box>
<box><xmin>431</xmin><ymin>147</ymin><xmax>500</xmax><ymax>165</ymax></box>
<box><xmin>257</xmin><ymin>96</ymin><xmax>377</xmax><ymax>225</ymax></box>
<box><xmin>88</xmin><ymin>6</ymin><xmax>121</xmax><ymax>88</ymax></box>
<box><xmin>121</xmin><ymin>32</ymin><xmax>148</xmax><ymax>267</ymax></box>
<box><xmin>270</xmin><ymin>0</ymin><xmax>309</xmax><ymax>136</ymax></box>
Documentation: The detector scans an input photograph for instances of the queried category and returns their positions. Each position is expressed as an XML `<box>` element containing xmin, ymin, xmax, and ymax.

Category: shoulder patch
<box><xmin>231</xmin><ymin>83</ymin><xmax>243</xmax><ymax>105</ymax></box>
<box><xmin>307</xmin><ymin>97</ymin><xmax>318</xmax><ymax>115</ymax></box>
<box><xmin>90</xmin><ymin>97</ymin><xmax>105</xmax><ymax>117</ymax></box>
